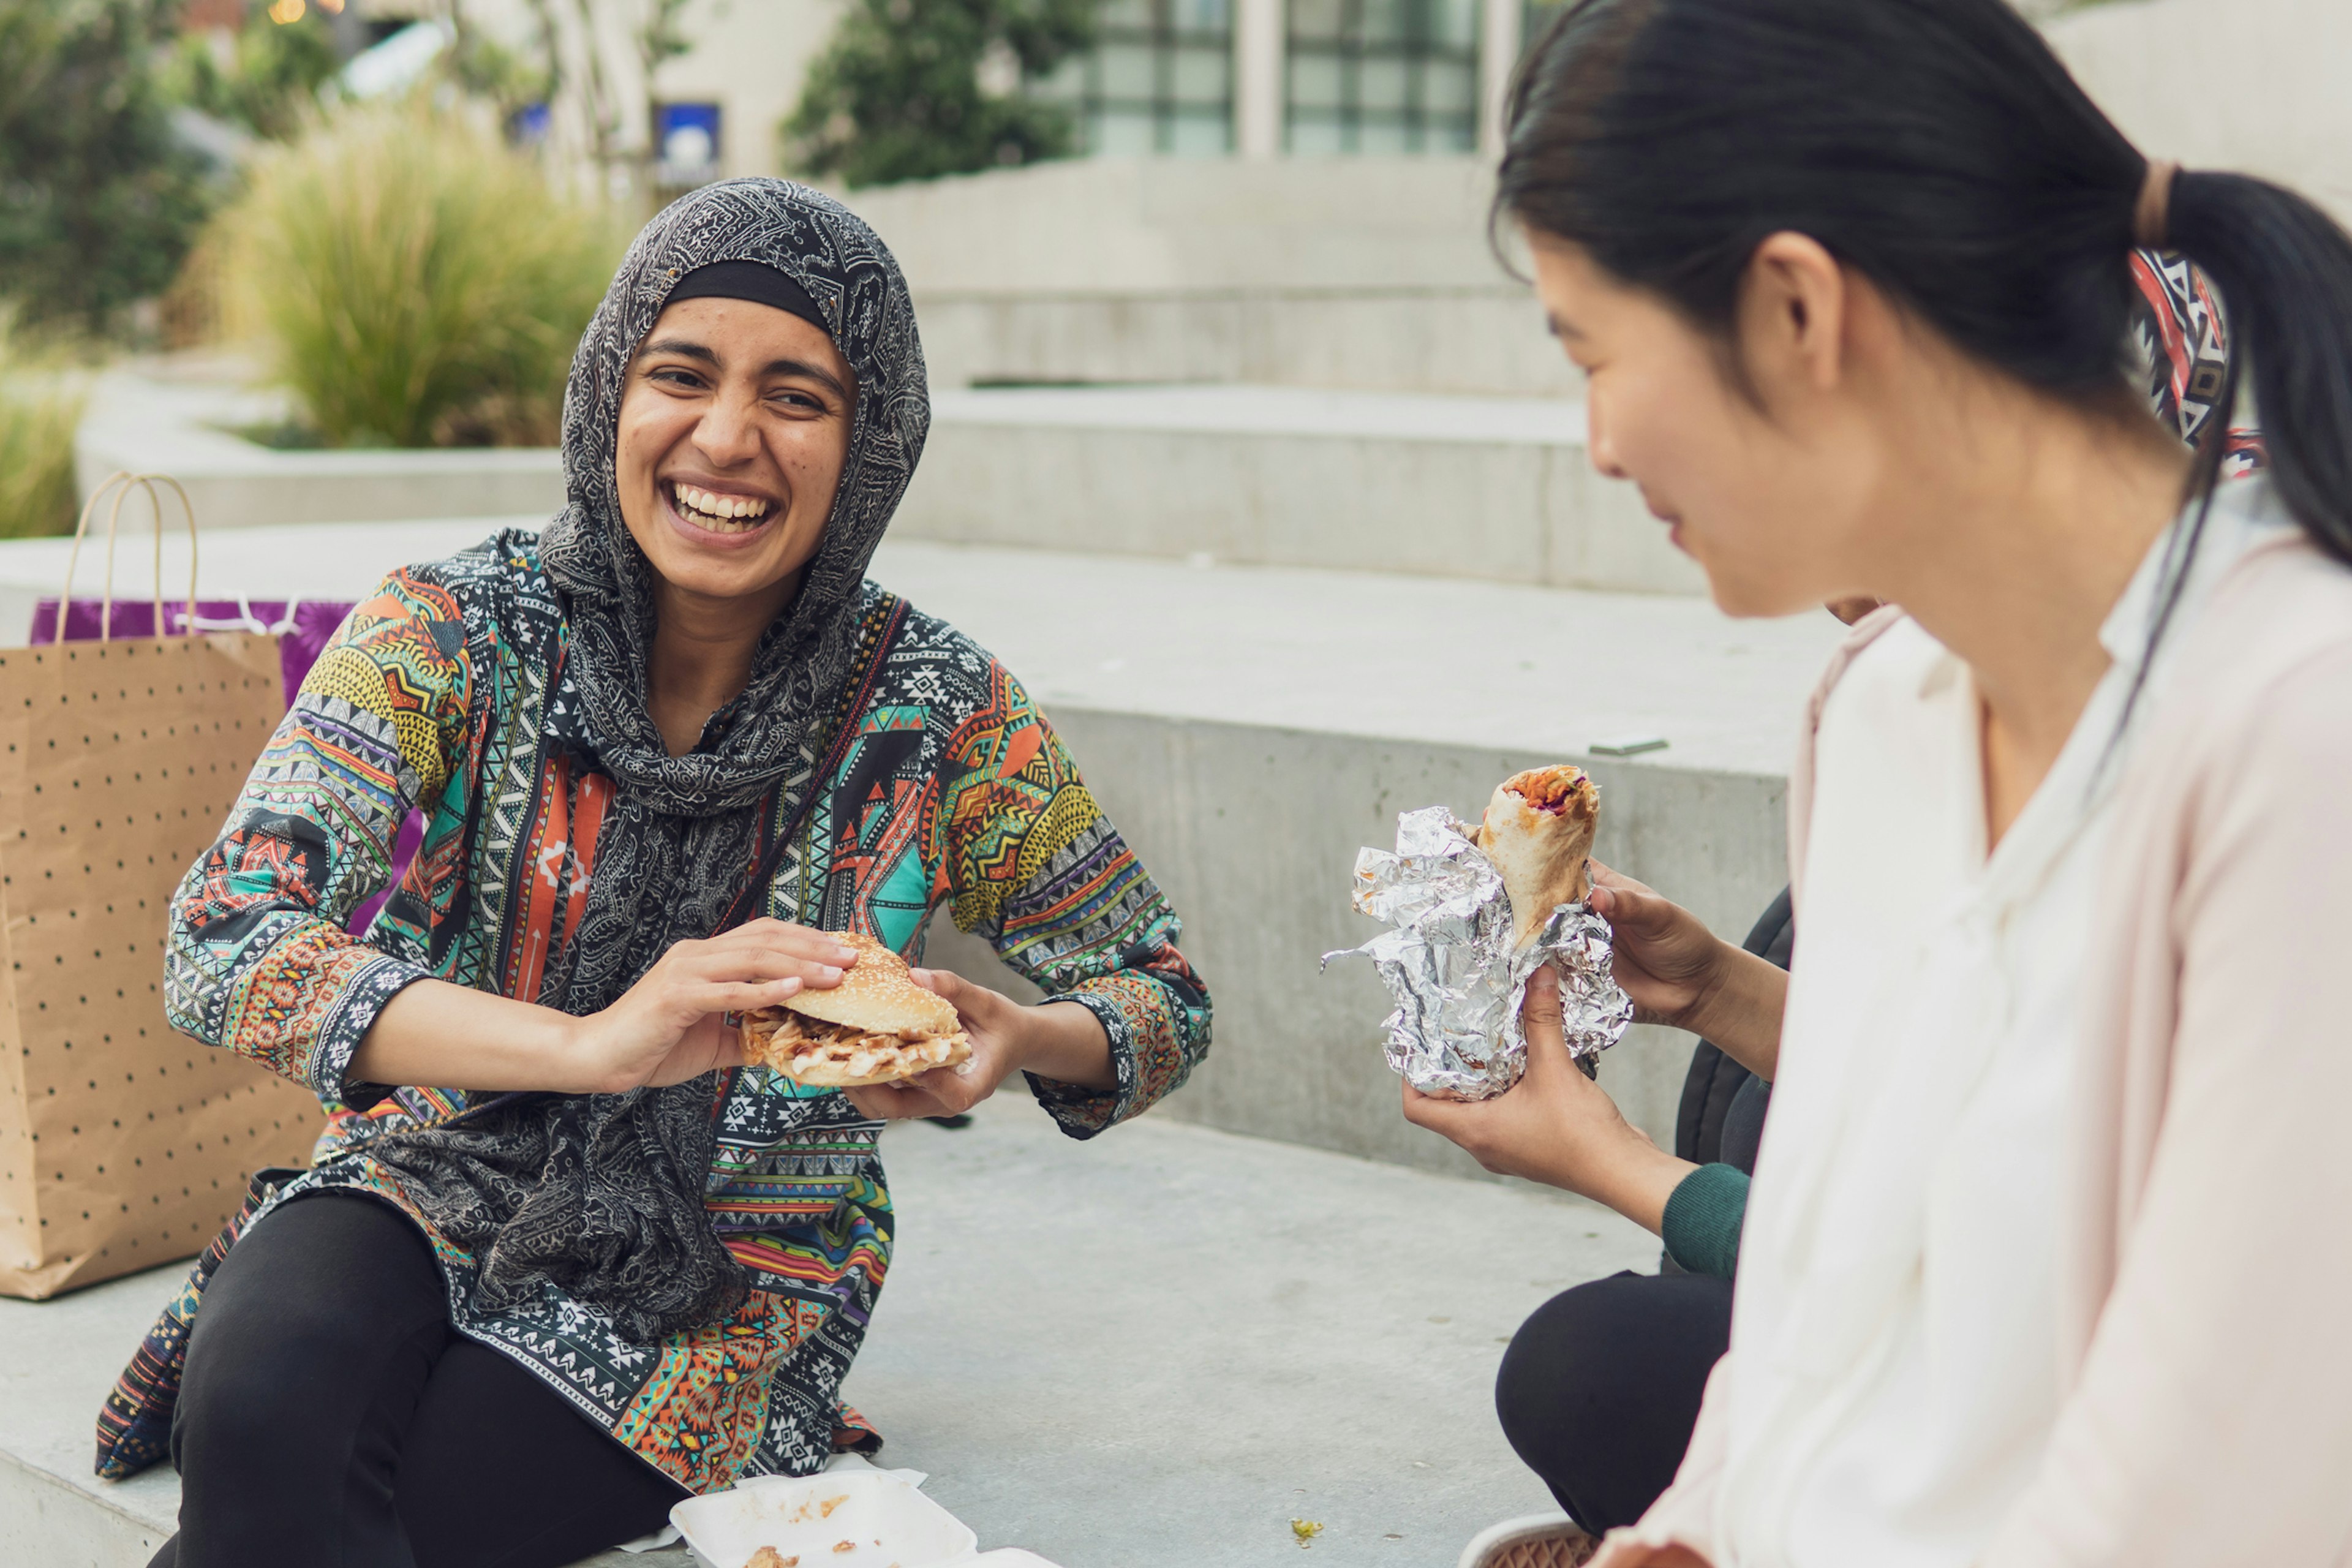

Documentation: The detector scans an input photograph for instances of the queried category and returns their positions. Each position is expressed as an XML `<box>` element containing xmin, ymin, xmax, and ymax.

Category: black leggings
<box><xmin>151</xmin><ymin>1191</ymin><xmax>688</xmax><ymax>1568</ymax></box>
<box><xmin>1494</xmin><ymin>1270</ymin><xmax>1734</xmax><ymax>1534</ymax></box>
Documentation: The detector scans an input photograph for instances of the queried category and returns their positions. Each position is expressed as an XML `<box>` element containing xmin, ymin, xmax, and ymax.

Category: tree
<box><xmin>162</xmin><ymin>2</ymin><xmax>341</xmax><ymax>141</ymax></box>
<box><xmin>785</xmin><ymin>0</ymin><xmax>1098</xmax><ymax>189</ymax></box>
<box><xmin>0</xmin><ymin>0</ymin><xmax>214</xmax><ymax>334</ymax></box>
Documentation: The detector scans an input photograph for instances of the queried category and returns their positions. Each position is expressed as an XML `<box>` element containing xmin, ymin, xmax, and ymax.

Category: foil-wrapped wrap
<box><xmin>1324</xmin><ymin>805</ymin><xmax>1633</xmax><ymax>1100</ymax></box>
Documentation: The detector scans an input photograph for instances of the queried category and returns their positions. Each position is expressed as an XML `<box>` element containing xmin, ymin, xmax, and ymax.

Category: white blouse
<box><xmin>1710</xmin><ymin>481</ymin><xmax>2290</xmax><ymax>1568</ymax></box>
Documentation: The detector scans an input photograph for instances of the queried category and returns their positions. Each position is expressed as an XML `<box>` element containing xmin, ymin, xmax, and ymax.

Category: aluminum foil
<box><xmin>1323</xmin><ymin>804</ymin><xmax>1633</xmax><ymax>1100</ymax></box>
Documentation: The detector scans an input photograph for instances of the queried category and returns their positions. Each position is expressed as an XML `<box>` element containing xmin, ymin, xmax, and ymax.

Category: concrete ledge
<box><xmin>922</xmin><ymin>714</ymin><xmax>1785</xmax><ymax>1177</ymax></box>
<box><xmin>0</xmin><ymin>522</ymin><xmax>1837</xmax><ymax>1165</ymax></box>
<box><xmin>872</xmin><ymin>542</ymin><xmax>1830</xmax><ymax>1166</ymax></box>
<box><xmin>903</xmin><ymin>385</ymin><xmax>1703</xmax><ymax>595</ymax></box>
<box><xmin>77</xmin><ymin>372</ymin><xmax>1686</xmax><ymax>593</ymax></box>
<box><xmin>72</xmin><ymin>371</ymin><xmax>564</xmax><ymax>532</ymax></box>
<box><xmin>913</xmin><ymin>288</ymin><xmax>1575</xmax><ymax>398</ymax></box>
<box><xmin>835</xmin><ymin>159</ymin><xmax>1575</xmax><ymax>394</ymax></box>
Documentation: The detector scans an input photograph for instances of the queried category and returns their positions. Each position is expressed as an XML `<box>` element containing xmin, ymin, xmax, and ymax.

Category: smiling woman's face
<box><xmin>613</xmin><ymin>295</ymin><xmax>857</xmax><ymax>606</ymax></box>
<box><xmin>1528</xmin><ymin>232</ymin><xmax>1878</xmax><ymax>619</ymax></box>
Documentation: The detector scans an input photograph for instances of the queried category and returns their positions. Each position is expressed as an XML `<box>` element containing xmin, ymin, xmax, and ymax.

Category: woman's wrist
<box><xmin>1583</xmin><ymin>1142</ymin><xmax>1701</xmax><ymax>1237</ymax></box>
<box><xmin>1674</xmin><ymin>943</ymin><xmax>1786</xmax><ymax>1079</ymax></box>
<box><xmin>556</xmin><ymin>1008</ymin><xmax>631</xmax><ymax>1095</ymax></box>
<box><xmin>350</xmin><ymin>979</ymin><xmax>606</xmax><ymax>1095</ymax></box>
<box><xmin>1009</xmin><ymin>999</ymin><xmax>1118</xmax><ymax>1091</ymax></box>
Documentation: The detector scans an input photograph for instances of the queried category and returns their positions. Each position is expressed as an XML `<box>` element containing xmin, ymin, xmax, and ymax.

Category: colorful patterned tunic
<box><xmin>113</xmin><ymin>530</ymin><xmax>1211</xmax><ymax>1492</ymax></box>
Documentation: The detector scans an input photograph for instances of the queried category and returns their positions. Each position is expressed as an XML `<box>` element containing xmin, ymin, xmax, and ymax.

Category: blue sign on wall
<box><xmin>654</xmin><ymin>101</ymin><xmax>723</xmax><ymax>187</ymax></box>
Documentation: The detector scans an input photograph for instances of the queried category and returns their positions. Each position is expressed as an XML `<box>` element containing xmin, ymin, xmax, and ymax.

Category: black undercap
<box><xmin>663</xmin><ymin>260</ymin><xmax>830</xmax><ymax>336</ymax></box>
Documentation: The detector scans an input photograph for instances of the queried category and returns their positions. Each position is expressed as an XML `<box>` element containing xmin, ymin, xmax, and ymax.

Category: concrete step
<box><xmin>903</xmin><ymin>384</ymin><xmax>1698</xmax><ymax>595</ymax></box>
<box><xmin>0</xmin><ymin>1093</ymin><xmax>1657</xmax><ymax>1567</ymax></box>
<box><xmin>0</xmin><ymin>521</ymin><xmax>1842</xmax><ymax>1172</ymax></box>
<box><xmin>77</xmin><ymin>372</ymin><xmax>1698</xmax><ymax>597</ymax></box>
<box><xmin>70</xmin><ymin>368</ymin><xmax>563</xmax><ymax>535</ymax></box>
<box><xmin>838</xmin><ymin>155</ymin><xmax>1580</xmax><ymax>397</ymax></box>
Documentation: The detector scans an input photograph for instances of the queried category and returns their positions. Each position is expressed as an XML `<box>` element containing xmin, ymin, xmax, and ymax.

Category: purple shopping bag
<box><xmin>36</xmin><ymin>594</ymin><xmax>424</xmax><ymax>934</ymax></box>
<box><xmin>34</xmin><ymin>598</ymin><xmax>353</xmax><ymax>707</ymax></box>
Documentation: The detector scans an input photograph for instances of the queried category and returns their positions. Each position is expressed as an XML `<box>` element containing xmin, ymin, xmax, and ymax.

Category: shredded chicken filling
<box><xmin>1509</xmin><ymin>769</ymin><xmax>1595</xmax><ymax>816</ymax></box>
<box><xmin>743</xmin><ymin>1008</ymin><xmax>967</xmax><ymax>1076</ymax></box>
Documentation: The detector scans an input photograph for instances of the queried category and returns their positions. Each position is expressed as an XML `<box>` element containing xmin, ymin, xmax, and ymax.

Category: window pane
<box><xmin>1170</xmin><ymin>107</ymin><xmax>1232</xmax><ymax>154</ymax></box>
<box><xmin>1431</xmin><ymin>0</ymin><xmax>1479</xmax><ymax>47</ymax></box>
<box><xmin>1423</xmin><ymin>60</ymin><xmax>1476</xmax><ymax>112</ymax></box>
<box><xmin>1287</xmin><ymin>53</ymin><xmax>1346</xmax><ymax>110</ymax></box>
<box><xmin>1289</xmin><ymin>0</ymin><xmax>1346</xmax><ymax>43</ymax></box>
<box><xmin>1357</xmin><ymin>0</ymin><xmax>1408</xmax><ymax>44</ymax></box>
<box><xmin>1095</xmin><ymin>110</ymin><xmax>1159</xmax><ymax>154</ymax></box>
<box><xmin>1099</xmin><ymin>40</ymin><xmax>1158</xmax><ymax>97</ymax></box>
<box><xmin>1287</xmin><ymin>115</ymin><xmax>1345</xmax><ymax>154</ymax></box>
<box><xmin>1173</xmin><ymin>45</ymin><xmax>1228</xmax><ymax>102</ymax></box>
<box><xmin>1357</xmin><ymin>56</ymin><xmax>1411</xmax><ymax>111</ymax></box>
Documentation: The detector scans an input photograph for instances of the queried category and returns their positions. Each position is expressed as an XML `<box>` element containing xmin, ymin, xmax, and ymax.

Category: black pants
<box><xmin>151</xmin><ymin>1191</ymin><xmax>688</xmax><ymax>1568</ymax></box>
<box><xmin>1494</xmin><ymin>1270</ymin><xmax>1734</xmax><ymax>1534</ymax></box>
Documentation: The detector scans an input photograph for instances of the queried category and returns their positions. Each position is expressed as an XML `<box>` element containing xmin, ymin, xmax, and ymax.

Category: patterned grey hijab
<box><xmin>367</xmin><ymin>180</ymin><xmax>929</xmax><ymax>1341</ymax></box>
<box><xmin>540</xmin><ymin>176</ymin><xmax>930</xmax><ymax>821</ymax></box>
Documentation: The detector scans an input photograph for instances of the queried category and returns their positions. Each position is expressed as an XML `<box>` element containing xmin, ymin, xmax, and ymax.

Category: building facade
<box><xmin>1028</xmin><ymin>0</ymin><xmax>1528</xmax><ymax>159</ymax></box>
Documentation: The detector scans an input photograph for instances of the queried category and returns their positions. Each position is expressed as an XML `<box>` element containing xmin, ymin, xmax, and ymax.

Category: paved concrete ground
<box><xmin>1</xmin><ymin>1093</ymin><xmax>1657</xmax><ymax>1567</ymax></box>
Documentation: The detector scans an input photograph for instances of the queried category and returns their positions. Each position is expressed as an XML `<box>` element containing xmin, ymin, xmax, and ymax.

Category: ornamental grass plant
<box><xmin>0</xmin><ymin>314</ymin><xmax>88</xmax><ymax>539</ymax></box>
<box><xmin>214</xmin><ymin>100</ymin><xmax>619</xmax><ymax>448</ymax></box>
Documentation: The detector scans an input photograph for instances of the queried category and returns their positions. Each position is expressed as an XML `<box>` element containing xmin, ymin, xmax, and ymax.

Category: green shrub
<box><xmin>786</xmin><ymin>0</ymin><xmax>1098</xmax><ymax>188</ymax></box>
<box><xmin>0</xmin><ymin>0</ymin><xmax>214</xmax><ymax>336</ymax></box>
<box><xmin>162</xmin><ymin>3</ymin><xmax>340</xmax><ymax>141</ymax></box>
<box><xmin>213</xmin><ymin>100</ymin><xmax>620</xmax><ymax>448</ymax></box>
<box><xmin>0</xmin><ymin>315</ymin><xmax>88</xmax><ymax>540</ymax></box>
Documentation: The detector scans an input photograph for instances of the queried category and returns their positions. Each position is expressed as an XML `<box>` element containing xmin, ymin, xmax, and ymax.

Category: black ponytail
<box><xmin>2165</xmin><ymin>172</ymin><xmax>2352</xmax><ymax>562</ymax></box>
<box><xmin>1497</xmin><ymin>0</ymin><xmax>2352</xmax><ymax>569</ymax></box>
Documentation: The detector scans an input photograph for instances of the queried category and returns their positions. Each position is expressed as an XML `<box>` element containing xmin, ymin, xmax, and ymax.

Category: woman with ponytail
<box><xmin>1449</xmin><ymin>1</ymin><xmax>2352</xmax><ymax>1564</ymax></box>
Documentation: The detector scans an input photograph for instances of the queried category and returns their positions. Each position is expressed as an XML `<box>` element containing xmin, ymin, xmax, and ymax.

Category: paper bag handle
<box><xmin>58</xmin><ymin>471</ymin><xmax>200</xmax><ymax>644</ymax></box>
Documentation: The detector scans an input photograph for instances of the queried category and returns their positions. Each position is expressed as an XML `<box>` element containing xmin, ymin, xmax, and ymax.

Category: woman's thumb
<box><xmin>1523</xmin><ymin>964</ymin><xmax>1566</xmax><ymax>1030</ymax></box>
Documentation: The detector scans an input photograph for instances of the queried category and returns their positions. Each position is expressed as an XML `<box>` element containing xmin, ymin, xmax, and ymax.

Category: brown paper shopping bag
<box><xmin>0</xmin><ymin>473</ymin><xmax>322</xmax><ymax>1298</ymax></box>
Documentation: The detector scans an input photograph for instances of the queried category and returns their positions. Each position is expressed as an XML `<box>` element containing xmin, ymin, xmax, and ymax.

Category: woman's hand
<box><xmin>349</xmin><ymin>919</ymin><xmax>859</xmax><ymax>1096</ymax></box>
<box><xmin>844</xmin><ymin>969</ymin><xmax>1115</xmax><ymax>1121</ymax></box>
<box><xmin>571</xmin><ymin>919</ymin><xmax>859</xmax><ymax>1093</ymax></box>
<box><xmin>1588</xmin><ymin>861</ymin><xmax>1735</xmax><ymax>1030</ymax></box>
<box><xmin>1401</xmin><ymin>967</ymin><xmax>1695</xmax><ymax>1232</ymax></box>
<box><xmin>1589</xmin><ymin>861</ymin><xmax>1786</xmax><ymax>1079</ymax></box>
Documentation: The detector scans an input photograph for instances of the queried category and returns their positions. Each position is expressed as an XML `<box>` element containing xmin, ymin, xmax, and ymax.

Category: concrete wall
<box><xmin>921</xmin><ymin>709</ymin><xmax>1790</xmax><ymax>1180</ymax></box>
<box><xmin>2048</xmin><ymin>0</ymin><xmax>2352</xmax><ymax>225</ymax></box>
<box><xmin>842</xmin><ymin>157</ymin><xmax>1574</xmax><ymax>396</ymax></box>
<box><xmin>912</xmin><ymin>287</ymin><xmax>1566</xmax><ymax>398</ymax></box>
<box><xmin>899</xmin><ymin>394</ymin><xmax>1705</xmax><ymax>595</ymax></box>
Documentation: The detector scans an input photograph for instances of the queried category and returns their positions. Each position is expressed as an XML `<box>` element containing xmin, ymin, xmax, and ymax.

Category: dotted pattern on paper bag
<box><xmin>0</xmin><ymin>637</ymin><xmax>323</xmax><ymax>1298</ymax></box>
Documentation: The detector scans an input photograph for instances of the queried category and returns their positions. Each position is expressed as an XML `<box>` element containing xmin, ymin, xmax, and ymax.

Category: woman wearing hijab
<box><xmin>102</xmin><ymin>178</ymin><xmax>1213</xmax><ymax>1568</ymax></box>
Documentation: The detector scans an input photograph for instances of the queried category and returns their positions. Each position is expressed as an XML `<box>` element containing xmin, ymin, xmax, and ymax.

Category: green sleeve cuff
<box><xmin>1662</xmin><ymin>1162</ymin><xmax>1751</xmax><ymax>1279</ymax></box>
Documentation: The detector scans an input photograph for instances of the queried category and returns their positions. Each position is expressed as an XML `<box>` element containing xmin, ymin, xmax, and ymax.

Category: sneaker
<box><xmin>1456</xmin><ymin>1512</ymin><xmax>1599</xmax><ymax>1568</ymax></box>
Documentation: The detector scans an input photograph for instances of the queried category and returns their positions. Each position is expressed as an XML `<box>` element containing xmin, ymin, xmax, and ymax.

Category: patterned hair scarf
<box><xmin>364</xmin><ymin>179</ymin><xmax>929</xmax><ymax>1342</ymax></box>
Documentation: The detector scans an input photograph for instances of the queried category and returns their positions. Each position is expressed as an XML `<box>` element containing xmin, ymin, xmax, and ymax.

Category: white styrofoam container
<box><xmin>672</xmin><ymin>1471</ymin><xmax>978</xmax><ymax>1568</ymax></box>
